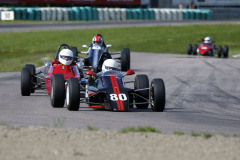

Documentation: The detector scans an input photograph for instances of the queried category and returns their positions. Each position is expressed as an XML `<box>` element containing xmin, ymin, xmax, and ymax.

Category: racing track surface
<box><xmin>0</xmin><ymin>53</ymin><xmax>240</xmax><ymax>135</ymax></box>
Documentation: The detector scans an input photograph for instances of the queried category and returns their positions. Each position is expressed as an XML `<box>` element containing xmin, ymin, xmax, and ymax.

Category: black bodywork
<box><xmin>87</xmin><ymin>71</ymin><xmax>133</xmax><ymax>111</ymax></box>
<box><xmin>84</xmin><ymin>44</ymin><xmax>112</xmax><ymax>72</ymax></box>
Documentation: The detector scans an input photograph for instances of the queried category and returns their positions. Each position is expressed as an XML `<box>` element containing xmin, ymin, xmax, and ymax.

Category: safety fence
<box><xmin>0</xmin><ymin>7</ymin><xmax>212</xmax><ymax>21</ymax></box>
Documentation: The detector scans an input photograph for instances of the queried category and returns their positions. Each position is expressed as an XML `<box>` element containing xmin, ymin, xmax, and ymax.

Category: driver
<box><xmin>59</xmin><ymin>49</ymin><xmax>73</xmax><ymax>65</ymax></box>
<box><xmin>101</xmin><ymin>59</ymin><xmax>118</xmax><ymax>73</ymax></box>
<box><xmin>202</xmin><ymin>36</ymin><xmax>216</xmax><ymax>54</ymax></box>
<box><xmin>92</xmin><ymin>34</ymin><xmax>103</xmax><ymax>45</ymax></box>
<box><xmin>203</xmin><ymin>37</ymin><xmax>215</xmax><ymax>47</ymax></box>
<box><xmin>88</xmin><ymin>59</ymin><xmax>118</xmax><ymax>87</ymax></box>
<box><xmin>91</xmin><ymin>34</ymin><xmax>108</xmax><ymax>52</ymax></box>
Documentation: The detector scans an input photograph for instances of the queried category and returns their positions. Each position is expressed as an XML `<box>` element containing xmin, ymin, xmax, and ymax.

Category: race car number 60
<box><xmin>110</xmin><ymin>94</ymin><xmax>127</xmax><ymax>101</ymax></box>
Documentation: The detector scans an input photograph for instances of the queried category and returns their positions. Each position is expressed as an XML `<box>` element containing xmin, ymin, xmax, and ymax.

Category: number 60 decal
<box><xmin>110</xmin><ymin>94</ymin><xmax>127</xmax><ymax>101</ymax></box>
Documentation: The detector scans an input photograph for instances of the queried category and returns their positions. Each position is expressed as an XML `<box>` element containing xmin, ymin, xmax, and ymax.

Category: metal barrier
<box><xmin>0</xmin><ymin>7</ymin><xmax>212</xmax><ymax>21</ymax></box>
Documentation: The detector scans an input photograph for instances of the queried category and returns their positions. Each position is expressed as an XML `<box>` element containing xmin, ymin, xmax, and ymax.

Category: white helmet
<box><xmin>204</xmin><ymin>37</ymin><xmax>212</xmax><ymax>43</ymax></box>
<box><xmin>102</xmin><ymin>59</ymin><xmax>118</xmax><ymax>73</ymax></box>
<box><xmin>59</xmin><ymin>49</ymin><xmax>73</xmax><ymax>65</ymax></box>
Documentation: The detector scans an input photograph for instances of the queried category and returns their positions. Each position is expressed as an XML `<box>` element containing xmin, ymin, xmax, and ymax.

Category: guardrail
<box><xmin>0</xmin><ymin>7</ymin><xmax>212</xmax><ymax>21</ymax></box>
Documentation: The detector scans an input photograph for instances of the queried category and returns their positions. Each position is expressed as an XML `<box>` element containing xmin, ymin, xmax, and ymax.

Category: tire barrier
<box><xmin>0</xmin><ymin>7</ymin><xmax>211</xmax><ymax>21</ymax></box>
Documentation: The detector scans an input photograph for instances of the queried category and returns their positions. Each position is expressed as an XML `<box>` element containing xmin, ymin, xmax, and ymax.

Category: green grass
<box><xmin>204</xmin><ymin>133</ymin><xmax>213</xmax><ymax>139</ymax></box>
<box><xmin>120</xmin><ymin>126</ymin><xmax>162</xmax><ymax>133</ymax></box>
<box><xmin>0</xmin><ymin>123</ymin><xmax>10</xmax><ymax>127</ymax></box>
<box><xmin>1</xmin><ymin>24</ymin><xmax>240</xmax><ymax>72</ymax></box>
<box><xmin>191</xmin><ymin>131</ymin><xmax>202</xmax><ymax>137</ymax></box>
<box><xmin>87</xmin><ymin>126</ymin><xmax>99</xmax><ymax>131</ymax></box>
<box><xmin>173</xmin><ymin>131</ymin><xmax>185</xmax><ymax>136</ymax></box>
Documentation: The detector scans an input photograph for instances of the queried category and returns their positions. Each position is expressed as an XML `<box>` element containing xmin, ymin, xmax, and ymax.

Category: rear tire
<box><xmin>151</xmin><ymin>79</ymin><xmax>165</xmax><ymax>112</ymax></box>
<box><xmin>66</xmin><ymin>78</ymin><xmax>80</xmax><ymax>111</ymax></box>
<box><xmin>188</xmin><ymin>44</ymin><xmax>192</xmax><ymax>55</ymax></box>
<box><xmin>223</xmin><ymin>45</ymin><xmax>229</xmax><ymax>58</ymax></box>
<box><xmin>193</xmin><ymin>44</ymin><xmax>198</xmax><ymax>55</ymax></box>
<box><xmin>50</xmin><ymin>74</ymin><xmax>65</xmax><ymax>108</ymax></box>
<box><xmin>134</xmin><ymin>74</ymin><xmax>149</xmax><ymax>109</ymax></box>
<box><xmin>25</xmin><ymin>64</ymin><xmax>36</xmax><ymax>93</ymax></box>
<box><xmin>217</xmin><ymin>45</ymin><xmax>222</xmax><ymax>58</ymax></box>
<box><xmin>70</xmin><ymin>46</ymin><xmax>79</xmax><ymax>61</ymax></box>
<box><xmin>121</xmin><ymin>48</ymin><xmax>130</xmax><ymax>71</ymax></box>
<box><xmin>21</xmin><ymin>67</ymin><xmax>31</xmax><ymax>96</ymax></box>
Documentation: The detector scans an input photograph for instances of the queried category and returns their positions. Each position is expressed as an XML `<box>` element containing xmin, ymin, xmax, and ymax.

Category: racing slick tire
<box><xmin>207</xmin><ymin>50</ymin><xmax>214</xmax><ymax>56</ymax></box>
<box><xmin>66</xmin><ymin>78</ymin><xmax>80</xmax><ymax>111</ymax></box>
<box><xmin>50</xmin><ymin>74</ymin><xmax>65</xmax><ymax>108</ymax></box>
<box><xmin>223</xmin><ymin>45</ymin><xmax>229</xmax><ymax>58</ymax></box>
<box><xmin>21</xmin><ymin>67</ymin><xmax>31</xmax><ymax>96</ymax></box>
<box><xmin>121</xmin><ymin>48</ymin><xmax>130</xmax><ymax>71</ymax></box>
<box><xmin>217</xmin><ymin>45</ymin><xmax>223</xmax><ymax>58</ymax></box>
<box><xmin>187</xmin><ymin>44</ymin><xmax>192</xmax><ymax>55</ymax></box>
<box><xmin>70</xmin><ymin>46</ymin><xmax>79</xmax><ymax>61</ymax></box>
<box><xmin>193</xmin><ymin>44</ymin><xmax>198</xmax><ymax>55</ymax></box>
<box><xmin>134</xmin><ymin>74</ymin><xmax>149</xmax><ymax>109</ymax></box>
<box><xmin>150</xmin><ymin>79</ymin><xmax>165</xmax><ymax>112</ymax></box>
<box><xmin>25</xmin><ymin>64</ymin><xmax>36</xmax><ymax>93</ymax></box>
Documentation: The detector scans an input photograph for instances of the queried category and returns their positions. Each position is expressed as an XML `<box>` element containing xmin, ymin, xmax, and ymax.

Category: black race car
<box><xmin>50</xmin><ymin>69</ymin><xmax>165</xmax><ymax>112</ymax></box>
<box><xmin>80</xmin><ymin>44</ymin><xmax>130</xmax><ymax>72</ymax></box>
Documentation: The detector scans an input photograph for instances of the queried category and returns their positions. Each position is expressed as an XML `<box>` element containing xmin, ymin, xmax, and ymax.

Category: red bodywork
<box><xmin>44</xmin><ymin>59</ymin><xmax>80</xmax><ymax>95</ymax></box>
<box><xmin>198</xmin><ymin>43</ymin><xmax>215</xmax><ymax>55</ymax></box>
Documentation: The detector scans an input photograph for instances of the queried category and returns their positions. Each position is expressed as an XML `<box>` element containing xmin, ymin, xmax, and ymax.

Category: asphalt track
<box><xmin>0</xmin><ymin>52</ymin><xmax>240</xmax><ymax>135</ymax></box>
<box><xmin>0</xmin><ymin>21</ymin><xmax>240</xmax><ymax>135</ymax></box>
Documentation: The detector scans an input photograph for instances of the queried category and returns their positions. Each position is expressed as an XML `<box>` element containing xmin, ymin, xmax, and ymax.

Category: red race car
<box><xmin>188</xmin><ymin>37</ymin><xmax>229</xmax><ymax>58</ymax></box>
<box><xmin>21</xmin><ymin>44</ymin><xmax>82</xmax><ymax>100</ymax></box>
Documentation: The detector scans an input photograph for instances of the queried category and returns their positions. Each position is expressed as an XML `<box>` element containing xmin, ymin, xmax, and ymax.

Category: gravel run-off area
<box><xmin>0</xmin><ymin>126</ymin><xmax>240</xmax><ymax>160</ymax></box>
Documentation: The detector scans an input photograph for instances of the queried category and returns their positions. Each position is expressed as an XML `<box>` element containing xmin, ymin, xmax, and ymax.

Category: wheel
<box><xmin>50</xmin><ymin>74</ymin><xmax>65</xmax><ymax>108</ymax></box>
<box><xmin>217</xmin><ymin>45</ymin><xmax>222</xmax><ymax>58</ymax></box>
<box><xmin>207</xmin><ymin>50</ymin><xmax>213</xmax><ymax>56</ymax></box>
<box><xmin>121</xmin><ymin>48</ymin><xmax>130</xmax><ymax>71</ymax></box>
<box><xmin>21</xmin><ymin>67</ymin><xmax>31</xmax><ymax>96</ymax></box>
<box><xmin>25</xmin><ymin>64</ymin><xmax>36</xmax><ymax>93</ymax></box>
<box><xmin>70</xmin><ymin>46</ymin><xmax>79</xmax><ymax>61</ymax></box>
<box><xmin>223</xmin><ymin>45</ymin><xmax>229</xmax><ymax>58</ymax></box>
<box><xmin>66</xmin><ymin>78</ymin><xmax>80</xmax><ymax>111</ymax></box>
<box><xmin>150</xmin><ymin>79</ymin><xmax>165</xmax><ymax>112</ymax></box>
<box><xmin>134</xmin><ymin>74</ymin><xmax>149</xmax><ymax>109</ymax></box>
<box><xmin>187</xmin><ymin>44</ymin><xmax>192</xmax><ymax>55</ymax></box>
<box><xmin>192</xmin><ymin>44</ymin><xmax>198</xmax><ymax>55</ymax></box>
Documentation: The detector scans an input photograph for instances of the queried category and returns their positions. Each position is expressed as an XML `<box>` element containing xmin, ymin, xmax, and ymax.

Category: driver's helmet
<box><xmin>102</xmin><ymin>59</ymin><xmax>118</xmax><ymax>73</ymax></box>
<box><xmin>92</xmin><ymin>35</ymin><xmax>103</xmax><ymax>45</ymax></box>
<box><xmin>59</xmin><ymin>49</ymin><xmax>73</xmax><ymax>65</ymax></box>
<box><xmin>203</xmin><ymin>37</ymin><xmax>212</xmax><ymax>44</ymax></box>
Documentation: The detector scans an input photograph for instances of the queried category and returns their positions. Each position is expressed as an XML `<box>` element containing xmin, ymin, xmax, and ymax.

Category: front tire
<box><xmin>223</xmin><ymin>45</ymin><xmax>229</xmax><ymax>58</ymax></box>
<box><xmin>21</xmin><ymin>67</ymin><xmax>31</xmax><ymax>96</ymax></box>
<box><xmin>151</xmin><ymin>79</ymin><xmax>165</xmax><ymax>112</ymax></box>
<box><xmin>207</xmin><ymin>50</ymin><xmax>213</xmax><ymax>56</ymax></box>
<box><xmin>50</xmin><ymin>74</ymin><xmax>65</xmax><ymax>108</ymax></box>
<box><xmin>66</xmin><ymin>78</ymin><xmax>80</xmax><ymax>111</ymax></box>
<box><xmin>121</xmin><ymin>48</ymin><xmax>130</xmax><ymax>71</ymax></box>
<box><xmin>193</xmin><ymin>44</ymin><xmax>198</xmax><ymax>55</ymax></box>
<box><xmin>217</xmin><ymin>45</ymin><xmax>222</xmax><ymax>58</ymax></box>
<box><xmin>134</xmin><ymin>74</ymin><xmax>149</xmax><ymax>109</ymax></box>
<box><xmin>25</xmin><ymin>64</ymin><xmax>36</xmax><ymax>93</ymax></box>
<box><xmin>188</xmin><ymin>44</ymin><xmax>192</xmax><ymax>55</ymax></box>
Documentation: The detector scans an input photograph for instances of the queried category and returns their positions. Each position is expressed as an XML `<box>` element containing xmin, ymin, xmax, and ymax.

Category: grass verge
<box><xmin>120</xmin><ymin>126</ymin><xmax>162</xmax><ymax>133</ymax></box>
<box><xmin>1</xmin><ymin>24</ymin><xmax>240</xmax><ymax>72</ymax></box>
